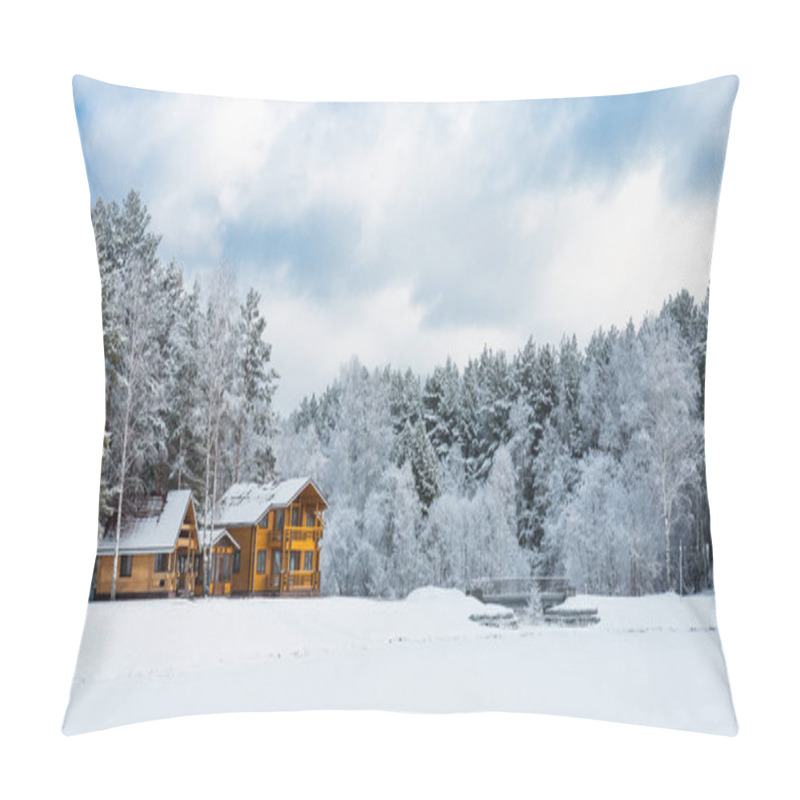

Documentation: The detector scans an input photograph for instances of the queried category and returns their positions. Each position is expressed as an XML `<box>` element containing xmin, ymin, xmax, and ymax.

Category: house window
<box><xmin>256</xmin><ymin>550</ymin><xmax>267</xmax><ymax>574</ymax></box>
<box><xmin>304</xmin><ymin>551</ymin><xmax>314</xmax><ymax>571</ymax></box>
<box><xmin>154</xmin><ymin>553</ymin><xmax>170</xmax><ymax>573</ymax></box>
<box><xmin>177</xmin><ymin>553</ymin><xmax>187</xmax><ymax>573</ymax></box>
<box><xmin>272</xmin><ymin>550</ymin><xmax>282</xmax><ymax>575</ymax></box>
<box><xmin>306</xmin><ymin>509</ymin><xmax>315</xmax><ymax>528</ymax></box>
<box><xmin>275</xmin><ymin>509</ymin><xmax>285</xmax><ymax>533</ymax></box>
<box><xmin>233</xmin><ymin>551</ymin><xmax>241</xmax><ymax>574</ymax></box>
<box><xmin>258</xmin><ymin>513</ymin><xmax>269</xmax><ymax>530</ymax></box>
<box><xmin>194</xmin><ymin>553</ymin><xmax>201</xmax><ymax>573</ymax></box>
<box><xmin>223</xmin><ymin>554</ymin><xmax>231</xmax><ymax>581</ymax></box>
<box><xmin>289</xmin><ymin>550</ymin><xmax>301</xmax><ymax>571</ymax></box>
<box><xmin>119</xmin><ymin>555</ymin><xmax>132</xmax><ymax>578</ymax></box>
<box><xmin>291</xmin><ymin>506</ymin><xmax>299</xmax><ymax>527</ymax></box>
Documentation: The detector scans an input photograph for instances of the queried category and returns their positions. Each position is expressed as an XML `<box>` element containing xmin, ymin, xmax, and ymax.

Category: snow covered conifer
<box><xmin>234</xmin><ymin>288</ymin><xmax>278</xmax><ymax>482</ymax></box>
<box><xmin>408</xmin><ymin>421</ymin><xmax>441</xmax><ymax>513</ymax></box>
<box><xmin>95</xmin><ymin>192</ymin><xmax>168</xmax><ymax>599</ymax></box>
<box><xmin>165</xmin><ymin>279</ymin><xmax>205</xmax><ymax>494</ymax></box>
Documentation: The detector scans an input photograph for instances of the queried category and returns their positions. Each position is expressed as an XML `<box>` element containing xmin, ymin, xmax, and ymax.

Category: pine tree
<box><xmin>474</xmin><ymin>347</ymin><xmax>513</xmax><ymax>482</ymax></box>
<box><xmin>423</xmin><ymin>358</ymin><xmax>462</xmax><ymax>462</ymax></box>
<box><xmin>555</xmin><ymin>334</ymin><xmax>583</xmax><ymax>457</ymax></box>
<box><xmin>234</xmin><ymin>288</ymin><xmax>278</xmax><ymax>482</ymax></box>
<box><xmin>108</xmin><ymin>280</ymin><xmax>163</xmax><ymax>600</ymax></box>
<box><xmin>459</xmin><ymin>359</ymin><xmax>481</xmax><ymax>488</ymax></box>
<box><xmin>165</xmin><ymin>280</ymin><xmax>205</xmax><ymax>495</ymax></box>
<box><xmin>411</xmin><ymin>421</ymin><xmax>441</xmax><ymax>512</ymax></box>
<box><xmin>92</xmin><ymin>191</ymin><xmax>164</xmax><ymax>535</ymax></box>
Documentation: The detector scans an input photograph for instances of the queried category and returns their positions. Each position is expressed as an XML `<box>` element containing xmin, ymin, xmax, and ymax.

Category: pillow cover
<box><xmin>64</xmin><ymin>75</ymin><xmax>738</xmax><ymax>735</ymax></box>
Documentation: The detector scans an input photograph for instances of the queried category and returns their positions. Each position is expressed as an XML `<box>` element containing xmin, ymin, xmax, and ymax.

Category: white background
<box><xmin>1</xmin><ymin>1</ymin><xmax>796</xmax><ymax>797</ymax></box>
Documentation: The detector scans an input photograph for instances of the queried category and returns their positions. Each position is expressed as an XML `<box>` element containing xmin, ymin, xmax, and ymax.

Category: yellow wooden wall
<box><xmin>94</xmin><ymin>551</ymin><xmax>175</xmax><ymax>597</ymax></box>
<box><xmin>228</xmin><ymin>525</ymin><xmax>255</xmax><ymax>594</ymax></box>
<box><xmin>226</xmin><ymin>494</ymin><xmax>323</xmax><ymax>595</ymax></box>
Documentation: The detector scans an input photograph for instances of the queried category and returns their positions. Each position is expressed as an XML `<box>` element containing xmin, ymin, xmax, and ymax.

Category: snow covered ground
<box><xmin>63</xmin><ymin>588</ymin><xmax>737</xmax><ymax>735</ymax></box>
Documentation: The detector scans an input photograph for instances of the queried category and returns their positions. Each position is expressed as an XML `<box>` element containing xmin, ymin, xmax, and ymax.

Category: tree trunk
<box><xmin>663</xmin><ymin>495</ymin><xmax>672</xmax><ymax>591</ymax></box>
<box><xmin>660</xmin><ymin>450</ymin><xmax>672</xmax><ymax>592</ymax></box>
<box><xmin>208</xmin><ymin>419</ymin><xmax>220</xmax><ymax>595</ymax></box>
<box><xmin>235</xmin><ymin>417</ymin><xmax>243</xmax><ymax>484</ymax></box>
<box><xmin>202</xmin><ymin>419</ymin><xmax>213</xmax><ymax>597</ymax></box>
<box><xmin>234</xmin><ymin>361</ymin><xmax>250</xmax><ymax>483</ymax></box>
<box><xmin>111</xmin><ymin>383</ymin><xmax>132</xmax><ymax>601</ymax></box>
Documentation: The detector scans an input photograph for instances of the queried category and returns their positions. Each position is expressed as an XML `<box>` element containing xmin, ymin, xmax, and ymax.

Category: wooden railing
<box><xmin>286</xmin><ymin>525</ymin><xmax>323</xmax><ymax>541</ymax></box>
<box><xmin>269</xmin><ymin>525</ymin><xmax>323</xmax><ymax>544</ymax></box>
<box><xmin>264</xmin><ymin>573</ymin><xmax>277</xmax><ymax>590</ymax></box>
<box><xmin>288</xmin><ymin>573</ymin><xmax>315</xmax><ymax>589</ymax></box>
<box><xmin>266</xmin><ymin>571</ymin><xmax>320</xmax><ymax>592</ymax></box>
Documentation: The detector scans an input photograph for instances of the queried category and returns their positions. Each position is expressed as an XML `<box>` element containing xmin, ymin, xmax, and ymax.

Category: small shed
<box><xmin>197</xmin><ymin>528</ymin><xmax>240</xmax><ymax>596</ymax></box>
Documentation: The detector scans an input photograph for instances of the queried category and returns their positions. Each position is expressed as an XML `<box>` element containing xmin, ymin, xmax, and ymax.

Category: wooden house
<box><xmin>214</xmin><ymin>477</ymin><xmax>327</xmax><ymax>596</ymax></box>
<box><xmin>93</xmin><ymin>490</ymin><xmax>200</xmax><ymax>600</ymax></box>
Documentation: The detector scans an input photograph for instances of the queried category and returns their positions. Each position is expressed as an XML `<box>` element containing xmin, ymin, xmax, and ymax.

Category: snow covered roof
<box><xmin>207</xmin><ymin>528</ymin><xmax>240</xmax><ymax>550</ymax></box>
<box><xmin>214</xmin><ymin>477</ymin><xmax>328</xmax><ymax>527</ymax></box>
<box><xmin>97</xmin><ymin>490</ymin><xmax>195</xmax><ymax>555</ymax></box>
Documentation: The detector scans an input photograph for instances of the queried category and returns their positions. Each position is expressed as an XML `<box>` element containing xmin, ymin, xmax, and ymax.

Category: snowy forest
<box><xmin>95</xmin><ymin>190</ymin><xmax>713</xmax><ymax>599</ymax></box>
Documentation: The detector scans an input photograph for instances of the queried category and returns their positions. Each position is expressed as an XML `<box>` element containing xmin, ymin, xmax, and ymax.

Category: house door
<box><xmin>210</xmin><ymin>552</ymin><xmax>226</xmax><ymax>595</ymax></box>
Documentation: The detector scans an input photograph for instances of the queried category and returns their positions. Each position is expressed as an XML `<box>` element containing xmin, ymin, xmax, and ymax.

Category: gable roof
<box><xmin>97</xmin><ymin>490</ymin><xmax>195</xmax><ymax>555</ymax></box>
<box><xmin>214</xmin><ymin>477</ymin><xmax>328</xmax><ymax>527</ymax></box>
<box><xmin>208</xmin><ymin>528</ymin><xmax>240</xmax><ymax>550</ymax></box>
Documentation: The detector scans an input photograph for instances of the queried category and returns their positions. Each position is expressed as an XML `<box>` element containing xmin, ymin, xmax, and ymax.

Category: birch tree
<box><xmin>632</xmin><ymin>319</ymin><xmax>703</xmax><ymax>590</ymax></box>
<box><xmin>198</xmin><ymin>266</ymin><xmax>238</xmax><ymax>594</ymax></box>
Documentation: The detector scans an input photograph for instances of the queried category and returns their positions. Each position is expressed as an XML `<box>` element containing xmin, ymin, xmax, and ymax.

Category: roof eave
<box><xmin>280</xmin><ymin>477</ymin><xmax>329</xmax><ymax>511</ymax></box>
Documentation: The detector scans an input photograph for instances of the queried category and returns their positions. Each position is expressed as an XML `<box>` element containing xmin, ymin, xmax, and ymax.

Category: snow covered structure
<box><xmin>214</xmin><ymin>477</ymin><xmax>327</xmax><ymax>595</ymax></box>
<box><xmin>198</xmin><ymin>528</ymin><xmax>240</xmax><ymax>596</ymax></box>
<box><xmin>93</xmin><ymin>490</ymin><xmax>200</xmax><ymax>600</ymax></box>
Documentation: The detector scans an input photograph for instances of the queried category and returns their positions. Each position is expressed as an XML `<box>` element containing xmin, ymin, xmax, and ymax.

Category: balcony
<box><xmin>270</xmin><ymin>525</ymin><xmax>323</xmax><ymax>544</ymax></box>
<box><xmin>288</xmin><ymin>572</ymin><xmax>315</xmax><ymax>589</ymax></box>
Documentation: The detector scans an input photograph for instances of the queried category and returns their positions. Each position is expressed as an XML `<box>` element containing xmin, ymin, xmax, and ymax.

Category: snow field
<box><xmin>64</xmin><ymin>588</ymin><xmax>736</xmax><ymax>736</ymax></box>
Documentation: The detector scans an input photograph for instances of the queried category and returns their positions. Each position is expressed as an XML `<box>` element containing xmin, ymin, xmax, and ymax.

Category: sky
<box><xmin>73</xmin><ymin>75</ymin><xmax>737</xmax><ymax>414</ymax></box>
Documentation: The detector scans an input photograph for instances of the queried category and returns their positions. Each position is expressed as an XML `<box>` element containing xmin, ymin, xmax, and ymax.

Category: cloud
<box><xmin>262</xmin><ymin>274</ymin><xmax>520</xmax><ymax>414</ymax></box>
<box><xmin>524</xmin><ymin>164</ymin><xmax>718</xmax><ymax>341</ymax></box>
<box><xmin>73</xmin><ymin>76</ymin><xmax>736</xmax><ymax>411</ymax></box>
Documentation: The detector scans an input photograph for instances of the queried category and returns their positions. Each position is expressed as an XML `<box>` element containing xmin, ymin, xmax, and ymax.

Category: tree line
<box><xmin>277</xmin><ymin>293</ymin><xmax>712</xmax><ymax>598</ymax></box>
